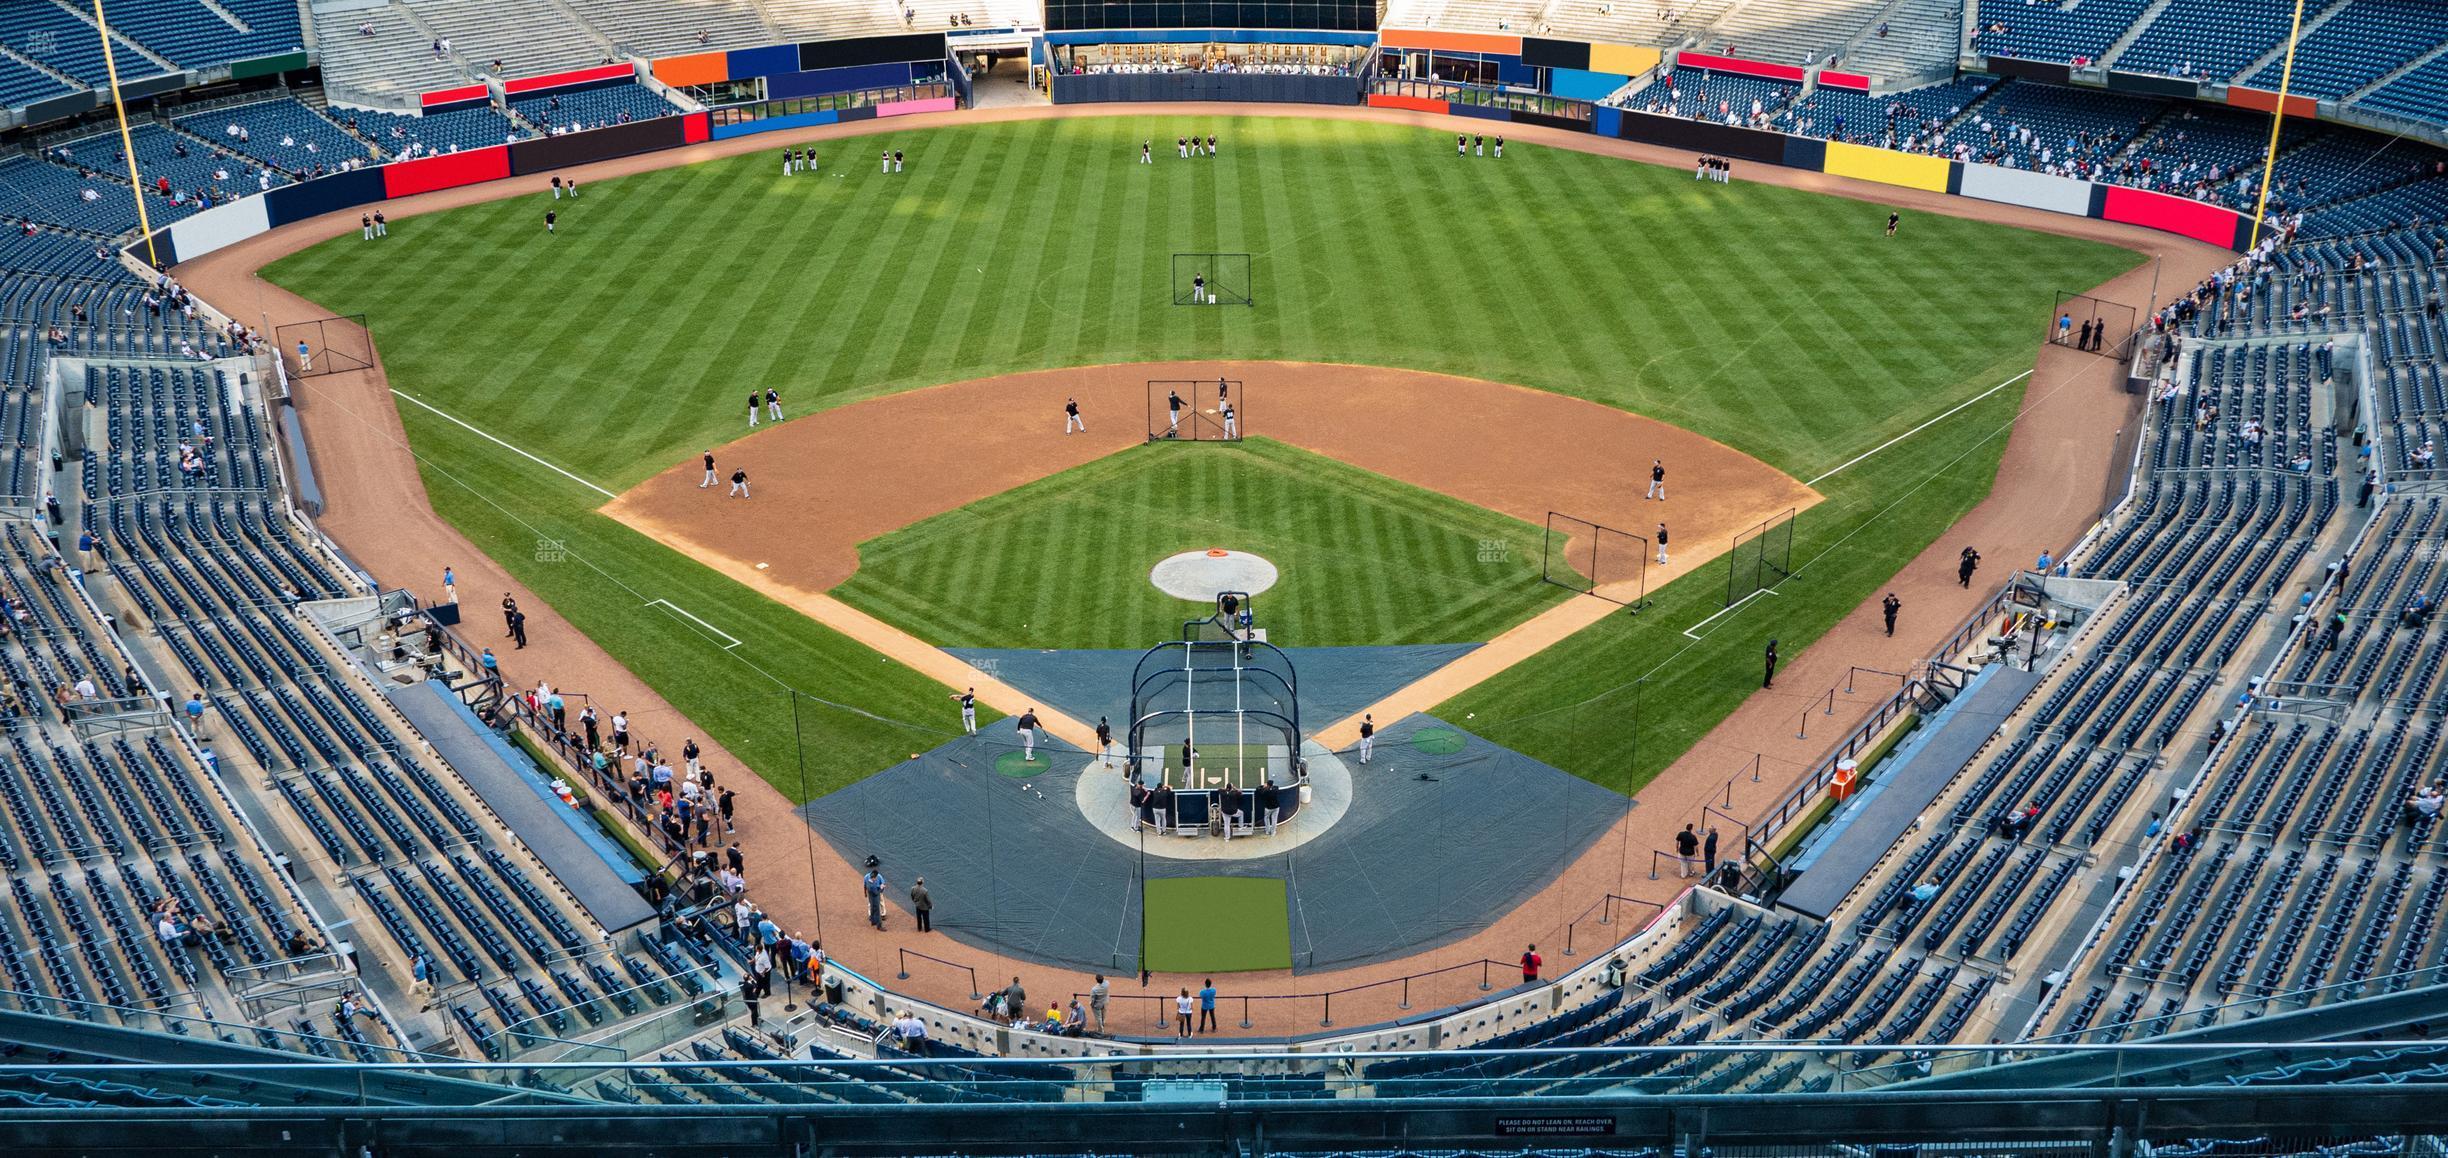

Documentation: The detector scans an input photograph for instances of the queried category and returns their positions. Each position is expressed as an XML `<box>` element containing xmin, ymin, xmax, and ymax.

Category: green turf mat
<box><xmin>1143</xmin><ymin>876</ymin><xmax>1292</xmax><ymax>973</ymax></box>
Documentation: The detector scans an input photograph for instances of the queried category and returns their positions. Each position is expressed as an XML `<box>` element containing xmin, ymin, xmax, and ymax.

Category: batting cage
<box><xmin>1172</xmin><ymin>252</ymin><xmax>1255</xmax><ymax>306</ymax></box>
<box><xmin>1541</xmin><ymin>511</ymin><xmax>1648</xmax><ymax>609</ymax></box>
<box><xmin>275</xmin><ymin>314</ymin><xmax>374</xmax><ymax>379</ymax></box>
<box><xmin>1146</xmin><ymin>378</ymin><xmax>1245</xmax><ymax>442</ymax></box>
<box><xmin>1724</xmin><ymin>508</ymin><xmax>1796</xmax><ymax>608</ymax></box>
<box><xmin>2048</xmin><ymin>291</ymin><xmax>2138</xmax><ymax>360</ymax></box>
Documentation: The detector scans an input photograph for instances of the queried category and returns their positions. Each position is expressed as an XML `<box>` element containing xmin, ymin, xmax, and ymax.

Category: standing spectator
<box><xmin>1703</xmin><ymin>827</ymin><xmax>1719</xmax><ymax>874</ymax></box>
<box><xmin>741</xmin><ymin>976</ymin><xmax>762</xmax><ymax>1027</ymax></box>
<box><xmin>1882</xmin><ymin>592</ymin><xmax>1901</xmax><ymax>636</ymax></box>
<box><xmin>1957</xmin><ymin>547</ymin><xmax>1981</xmax><ymax>588</ymax></box>
<box><xmin>1675</xmin><ymin>824</ymin><xmax>1699</xmax><ymax>877</ymax></box>
<box><xmin>863</xmin><ymin>865</ymin><xmax>888</xmax><ymax>929</ymax></box>
<box><xmin>1520</xmin><ymin>944</ymin><xmax>1542</xmax><ymax>983</ymax></box>
<box><xmin>1197</xmin><ymin>979</ymin><xmax>1217</xmax><ymax>1033</ymax></box>
<box><xmin>183</xmin><ymin>691</ymin><xmax>209</xmax><ymax>738</ymax></box>
<box><xmin>1174</xmin><ymin>988</ymin><xmax>1194</xmax><ymax>1039</ymax></box>
<box><xmin>1089</xmin><ymin>974</ymin><xmax>1109</xmax><ymax>1034</ymax></box>
<box><xmin>910</xmin><ymin>877</ymin><xmax>933</xmax><ymax>932</ymax></box>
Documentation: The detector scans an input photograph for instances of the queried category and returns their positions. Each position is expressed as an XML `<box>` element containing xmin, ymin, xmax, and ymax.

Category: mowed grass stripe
<box><xmin>832</xmin><ymin>439</ymin><xmax>1569</xmax><ymax>650</ymax></box>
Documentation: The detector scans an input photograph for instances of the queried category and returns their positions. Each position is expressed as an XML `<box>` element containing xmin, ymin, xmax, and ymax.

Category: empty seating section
<box><xmin>758</xmin><ymin>0</ymin><xmax>936</xmax><ymax>41</ymax></box>
<box><xmin>0</xmin><ymin>55</ymin><xmax>75</xmax><ymax>108</ymax></box>
<box><xmin>2241</xmin><ymin>0</ymin><xmax>2442</xmax><ymax>101</ymax></box>
<box><xmin>561</xmin><ymin>0</ymin><xmax>773</xmax><ymax>58</ymax></box>
<box><xmin>309</xmin><ymin>6</ymin><xmax>474</xmax><ymax>97</ymax></box>
<box><xmin>403</xmin><ymin>0</ymin><xmax>614</xmax><ymax>77</ymax></box>
<box><xmin>65</xmin><ymin>123</ymin><xmax>289</xmax><ymax>212</ymax></box>
<box><xmin>1530</xmin><ymin>0</ymin><xmax>1738</xmax><ymax>48</ymax></box>
<box><xmin>1775</xmin><ymin>75</ymin><xmax>1994</xmax><ymax>149</ymax></box>
<box><xmin>2356</xmin><ymin>54</ymin><xmax>2448</xmax><ymax>125</ymax></box>
<box><xmin>1970</xmin><ymin>0</ymin><xmax>2152</xmax><ymax>65</ymax></box>
<box><xmin>346</xmin><ymin>104</ymin><xmax>528</xmax><ymax>155</ymax></box>
<box><xmin>511</xmin><ymin>82</ymin><xmax>678</xmax><ymax>134</ymax></box>
<box><xmin>1830</xmin><ymin>0</ymin><xmax>1966</xmax><ymax>83</ymax></box>
<box><xmin>1692</xmin><ymin>0</ymin><xmax>1887</xmax><ymax>67</ymax></box>
<box><xmin>2113</xmin><ymin>0</ymin><xmax>2297</xmax><ymax>80</ymax></box>
<box><xmin>2</xmin><ymin>3</ymin><xmax>169</xmax><ymax>89</ymax></box>
<box><xmin>176</xmin><ymin>99</ymin><xmax>382</xmax><ymax>178</ymax></box>
<box><xmin>84</xmin><ymin>0</ymin><xmax>302</xmax><ymax>74</ymax></box>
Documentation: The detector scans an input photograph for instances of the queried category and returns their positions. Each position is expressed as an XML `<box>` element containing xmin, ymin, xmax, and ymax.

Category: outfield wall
<box><xmin>147</xmin><ymin>92</ymin><xmax>2257</xmax><ymax>273</ymax></box>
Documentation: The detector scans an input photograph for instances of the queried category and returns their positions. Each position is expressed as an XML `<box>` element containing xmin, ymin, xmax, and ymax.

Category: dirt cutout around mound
<box><xmin>604</xmin><ymin>360</ymin><xmax>1818</xmax><ymax>747</ymax></box>
<box><xmin>170</xmin><ymin>99</ymin><xmax>2240</xmax><ymax>1035</ymax></box>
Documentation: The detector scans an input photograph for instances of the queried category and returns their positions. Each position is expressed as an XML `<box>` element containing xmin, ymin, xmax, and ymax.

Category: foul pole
<box><xmin>92</xmin><ymin>0</ymin><xmax>161</xmax><ymax>269</ymax></box>
<box><xmin>2246</xmin><ymin>0</ymin><xmax>2311</xmax><ymax>251</ymax></box>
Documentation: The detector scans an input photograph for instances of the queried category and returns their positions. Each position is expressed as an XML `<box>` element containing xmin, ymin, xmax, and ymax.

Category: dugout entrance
<box><xmin>1146</xmin><ymin>378</ymin><xmax>1244</xmax><ymax>442</ymax></box>
<box><xmin>275</xmin><ymin>314</ymin><xmax>373</xmax><ymax>380</ymax></box>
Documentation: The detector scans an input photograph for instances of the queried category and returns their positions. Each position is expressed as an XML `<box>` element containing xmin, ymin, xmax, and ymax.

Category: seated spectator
<box><xmin>2403</xmin><ymin>784</ymin><xmax>2444</xmax><ymax>828</ymax></box>
<box><xmin>1902</xmin><ymin>878</ymin><xmax>1940</xmax><ymax>914</ymax></box>
<box><xmin>1063</xmin><ymin>1000</ymin><xmax>1087</xmax><ymax>1036</ymax></box>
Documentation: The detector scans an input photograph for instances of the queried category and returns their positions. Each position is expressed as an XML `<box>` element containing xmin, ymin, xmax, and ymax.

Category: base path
<box><xmin>167</xmin><ymin>98</ymin><xmax>2237</xmax><ymax>1036</ymax></box>
<box><xmin>603</xmin><ymin>360</ymin><xmax>1817</xmax><ymax>740</ymax></box>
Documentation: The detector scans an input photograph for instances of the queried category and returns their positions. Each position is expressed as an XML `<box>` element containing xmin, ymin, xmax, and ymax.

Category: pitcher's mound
<box><xmin>1151</xmin><ymin>548</ymin><xmax>1278</xmax><ymax>602</ymax></box>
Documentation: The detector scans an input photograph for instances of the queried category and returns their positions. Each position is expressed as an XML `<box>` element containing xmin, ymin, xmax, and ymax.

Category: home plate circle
<box><xmin>1151</xmin><ymin>549</ymin><xmax>1278</xmax><ymax>602</ymax></box>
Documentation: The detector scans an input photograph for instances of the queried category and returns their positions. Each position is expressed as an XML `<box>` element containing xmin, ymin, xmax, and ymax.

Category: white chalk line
<box><xmin>1805</xmin><ymin>370</ymin><xmax>2032</xmax><ymax>488</ymax></box>
<box><xmin>1682</xmin><ymin>587</ymin><xmax>1780</xmax><ymax>641</ymax></box>
<box><xmin>390</xmin><ymin>388</ymin><xmax>618</xmax><ymax>500</ymax></box>
<box><xmin>646</xmin><ymin>598</ymin><xmax>742</xmax><ymax>650</ymax></box>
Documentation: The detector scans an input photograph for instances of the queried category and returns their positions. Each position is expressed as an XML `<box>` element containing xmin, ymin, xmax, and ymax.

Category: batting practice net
<box><xmin>275</xmin><ymin>314</ymin><xmax>373</xmax><ymax>380</ymax></box>
<box><xmin>1173</xmin><ymin>252</ymin><xmax>1254</xmax><ymax>306</ymax></box>
<box><xmin>1541</xmin><ymin>512</ymin><xmax>1648</xmax><ymax>608</ymax></box>
<box><xmin>1725</xmin><ymin>508</ymin><xmax>1796</xmax><ymax>608</ymax></box>
<box><xmin>2049</xmin><ymin>291</ymin><xmax>2138</xmax><ymax>360</ymax></box>
<box><xmin>1146</xmin><ymin>379</ymin><xmax>1245</xmax><ymax>442</ymax></box>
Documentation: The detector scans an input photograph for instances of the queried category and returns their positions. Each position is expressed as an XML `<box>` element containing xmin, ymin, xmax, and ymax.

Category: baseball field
<box><xmin>259</xmin><ymin>113</ymin><xmax>2141</xmax><ymax>799</ymax></box>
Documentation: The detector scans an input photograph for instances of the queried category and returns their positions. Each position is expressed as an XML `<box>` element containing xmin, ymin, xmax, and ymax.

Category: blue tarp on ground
<box><xmin>383</xmin><ymin>680</ymin><xmax>655</xmax><ymax>931</ymax></box>
<box><xmin>799</xmin><ymin>713</ymin><xmax>1622</xmax><ymax>974</ymax></box>
<box><xmin>941</xmin><ymin>644</ymin><xmax>1481</xmax><ymax>734</ymax></box>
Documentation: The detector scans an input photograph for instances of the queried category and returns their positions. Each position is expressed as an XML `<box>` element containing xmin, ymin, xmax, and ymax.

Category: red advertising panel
<box><xmin>381</xmin><ymin>145</ymin><xmax>512</xmax><ymax>199</ymax></box>
<box><xmin>1817</xmin><ymin>70</ymin><xmax>1871</xmax><ymax>90</ymax></box>
<box><xmin>419</xmin><ymin>83</ymin><xmax>489</xmax><ymax>109</ymax></box>
<box><xmin>2100</xmin><ymin>185</ymin><xmax>2245</xmax><ymax>248</ymax></box>
<box><xmin>682</xmin><ymin>111</ymin><xmax>710</xmax><ymax>144</ymax></box>
<box><xmin>503</xmin><ymin>62</ymin><xmax>635</xmax><ymax>96</ymax></box>
<box><xmin>1674</xmin><ymin>52</ymin><xmax>1805</xmax><ymax>82</ymax></box>
<box><xmin>1367</xmin><ymin>93</ymin><xmax>1449</xmax><ymax>113</ymax></box>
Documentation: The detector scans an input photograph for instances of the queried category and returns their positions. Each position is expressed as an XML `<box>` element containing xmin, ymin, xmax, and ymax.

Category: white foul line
<box><xmin>390</xmin><ymin>389</ymin><xmax>618</xmax><ymax>500</ymax></box>
<box><xmin>1805</xmin><ymin>370</ymin><xmax>2033</xmax><ymax>488</ymax></box>
<box><xmin>1682</xmin><ymin>586</ymin><xmax>1779</xmax><ymax>641</ymax></box>
<box><xmin>646</xmin><ymin>599</ymin><xmax>742</xmax><ymax>649</ymax></box>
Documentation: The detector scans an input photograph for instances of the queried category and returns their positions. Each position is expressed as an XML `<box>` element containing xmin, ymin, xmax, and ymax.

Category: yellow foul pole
<box><xmin>93</xmin><ymin>0</ymin><xmax>161</xmax><ymax>269</ymax></box>
<box><xmin>2247</xmin><ymin>0</ymin><xmax>2310</xmax><ymax>250</ymax></box>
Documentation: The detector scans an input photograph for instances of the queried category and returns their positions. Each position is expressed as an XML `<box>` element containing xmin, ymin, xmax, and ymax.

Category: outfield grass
<box><xmin>833</xmin><ymin>438</ymin><xmax>1574</xmax><ymax>649</ymax></box>
<box><xmin>259</xmin><ymin>115</ymin><xmax>2142</xmax><ymax>800</ymax></box>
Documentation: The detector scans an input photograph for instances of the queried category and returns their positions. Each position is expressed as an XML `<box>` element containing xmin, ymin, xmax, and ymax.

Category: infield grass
<box><xmin>833</xmin><ymin>438</ymin><xmax>1575</xmax><ymax>649</ymax></box>
<box><xmin>260</xmin><ymin>115</ymin><xmax>2143</xmax><ymax>799</ymax></box>
<box><xmin>1143</xmin><ymin>876</ymin><xmax>1294</xmax><ymax>974</ymax></box>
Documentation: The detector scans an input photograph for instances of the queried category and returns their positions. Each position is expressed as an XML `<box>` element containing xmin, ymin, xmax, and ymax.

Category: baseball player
<box><xmin>1647</xmin><ymin>459</ymin><xmax>1665</xmax><ymax>500</ymax></box>
<box><xmin>882</xmin><ymin>149</ymin><xmax>891</xmax><ymax>173</ymax></box>
<box><xmin>1656</xmin><ymin>523</ymin><xmax>1669</xmax><ymax>566</ymax></box>
<box><xmin>361</xmin><ymin>213</ymin><xmax>373</xmax><ymax>241</ymax></box>
<box><xmin>1221</xmin><ymin>402</ymin><xmax>1237</xmax><ymax>439</ymax></box>
<box><xmin>1358</xmin><ymin>714</ymin><xmax>1374</xmax><ymax>763</ymax></box>
<box><xmin>1887</xmin><ymin>211</ymin><xmax>1900</xmax><ymax>237</ymax></box>
<box><xmin>1065</xmin><ymin>397</ymin><xmax>1084</xmax><ymax>433</ymax></box>
<box><xmin>1458</xmin><ymin>133</ymin><xmax>1467</xmax><ymax>157</ymax></box>
<box><xmin>765</xmin><ymin>388</ymin><xmax>783</xmax><ymax>422</ymax></box>
<box><xmin>1494</xmin><ymin>136</ymin><xmax>1504</xmax><ymax>158</ymax></box>
<box><xmin>1206</xmin><ymin>134</ymin><xmax>1216</xmax><ymax>156</ymax></box>
<box><xmin>1178</xmin><ymin>136</ymin><xmax>1188</xmax><ymax>159</ymax></box>
<box><xmin>1141</xmin><ymin>140</ymin><xmax>1152</xmax><ymax>164</ymax></box>
<box><xmin>1217</xmin><ymin>377</ymin><xmax>1229</xmax><ymax>406</ymax></box>
<box><xmin>782</xmin><ymin>147</ymin><xmax>792</xmax><ymax>176</ymax></box>
<box><xmin>1168</xmin><ymin>390</ymin><xmax>1184</xmax><ymax>437</ymax></box>
<box><xmin>544</xmin><ymin>209</ymin><xmax>556</xmax><ymax>234</ymax></box>
<box><xmin>373</xmin><ymin>210</ymin><xmax>387</xmax><ymax>236</ymax></box>
<box><xmin>566</xmin><ymin>177</ymin><xmax>578</xmax><ymax>198</ymax></box>
<box><xmin>892</xmin><ymin>150</ymin><xmax>903</xmax><ymax>172</ymax></box>
<box><xmin>747</xmin><ymin>390</ymin><xmax>760</xmax><ymax>428</ymax></box>
<box><xmin>729</xmin><ymin>467</ymin><xmax>750</xmax><ymax>498</ymax></box>
<box><xmin>699</xmin><ymin>450</ymin><xmax>717</xmax><ymax>488</ymax></box>
<box><xmin>1474</xmin><ymin>134</ymin><xmax>1483</xmax><ymax>156</ymax></box>
<box><xmin>550</xmin><ymin>176</ymin><xmax>563</xmax><ymax>200</ymax></box>
<box><xmin>1192</xmin><ymin>272</ymin><xmax>1207</xmax><ymax>305</ymax></box>
<box><xmin>951</xmin><ymin>687</ymin><xmax>977</xmax><ymax>733</ymax></box>
<box><xmin>1096</xmin><ymin>716</ymin><xmax>1114</xmax><ymax>767</ymax></box>
<box><xmin>1016</xmin><ymin>707</ymin><xmax>1039</xmax><ymax>762</ymax></box>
